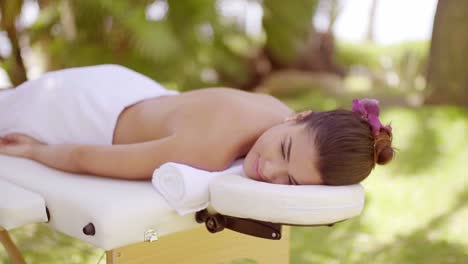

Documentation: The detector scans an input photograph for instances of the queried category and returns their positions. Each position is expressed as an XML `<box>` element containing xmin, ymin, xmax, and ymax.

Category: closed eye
<box><xmin>287</xmin><ymin>136</ymin><xmax>292</xmax><ymax>162</ymax></box>
<box><xmin>281</xmin><ymin>139</ymin><xmax>286</xmax><ymax>160</ymax></box>
<box><xmin>282</xmin><ymin>139</ymin><xmax>296</xmax><ymax>185</ymax></box>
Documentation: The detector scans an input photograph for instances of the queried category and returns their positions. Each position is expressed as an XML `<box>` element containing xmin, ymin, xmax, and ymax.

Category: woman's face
<box><xmin>243</xmin><ymin>121</ymin><xmax>322</xmax><ymax>185</ymax></box>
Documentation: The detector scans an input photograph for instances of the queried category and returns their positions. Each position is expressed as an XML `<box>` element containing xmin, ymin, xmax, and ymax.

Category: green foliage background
<box><xmin>1</xmin><ymin>0</ymin><xmax>317</xmax><ymax>90</ymax></box>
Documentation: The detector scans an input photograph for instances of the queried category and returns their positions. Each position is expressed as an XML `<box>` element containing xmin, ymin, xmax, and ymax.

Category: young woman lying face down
<box><xmin>0</xmin><ymin>65</ymin><xmax>394</xmax><ymax>185</ymax></box>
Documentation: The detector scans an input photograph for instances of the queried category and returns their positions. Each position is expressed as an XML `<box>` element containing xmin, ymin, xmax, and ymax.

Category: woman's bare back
<box><xmin>114</xmin><ymin>88</ymin><xmax>293</xmax><ymax>168</ymax></box>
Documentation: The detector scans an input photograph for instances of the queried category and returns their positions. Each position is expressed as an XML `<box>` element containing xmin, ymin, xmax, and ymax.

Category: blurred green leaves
<box><xmin>263</xmin><ymin>0</ymin><xmax>318</xmax><ymax>65</ymax></box>
<box><xmin>0</xmin><ymin>0</ymin><xmax>321</xmax><ymax>90</ymax></box>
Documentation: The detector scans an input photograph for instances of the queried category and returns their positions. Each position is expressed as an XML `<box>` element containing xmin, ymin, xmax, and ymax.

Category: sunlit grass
<box><xmin>1</xmin><ymin>224</ymin><xmax>104</xmax><ymax>264</ymax></box>
<box><xmin>336</xmin><ymin>40</ymin><xmax>429</xmax><ymax>70</ymax></box>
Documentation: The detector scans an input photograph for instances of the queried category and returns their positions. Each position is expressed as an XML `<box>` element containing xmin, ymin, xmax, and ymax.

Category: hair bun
<box><xmin>375</xmin><ymin>131</ymin><xmax>394</xmax><ymax>165</ymax></box>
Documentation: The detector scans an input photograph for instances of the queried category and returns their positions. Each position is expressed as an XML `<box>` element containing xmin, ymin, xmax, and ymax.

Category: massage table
<box><xmin>0</xmin><ymin>155</ymin><xmax>365</xmax><ymax>264</ymax></box>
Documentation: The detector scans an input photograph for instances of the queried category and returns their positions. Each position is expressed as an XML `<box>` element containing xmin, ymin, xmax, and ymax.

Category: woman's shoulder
<box><xmin>190</xmin><ymin>87</ymin><xmax>291</xmax><ymax>111</ymax></box>
<box><xmin>176</xmin><ymin>87</ymin><xmax>292</xmax><ymax>124</ymax></box>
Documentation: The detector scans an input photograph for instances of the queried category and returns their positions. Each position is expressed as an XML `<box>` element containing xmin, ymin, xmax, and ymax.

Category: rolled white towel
<box><xmin>152</xmin><ymin>160</ymin><xmax>245</xmax><ymax>215</ymax></box>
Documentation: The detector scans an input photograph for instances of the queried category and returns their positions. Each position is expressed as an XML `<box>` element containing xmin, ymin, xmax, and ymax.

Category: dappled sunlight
<box><xmin>360</xmin><ymin>187</ymin><xmax>468</xmax><ymax>264</ymax></box>
<box><xmin>291</xmin><ymin>211</ymin><xmax>367</xmax><ymax>263</ymax></box>
<box><xmin>0</xmin><ymin>224</ymin><xmax>104</xmax><ymax>264</ymax></box>
<box><xmin>344</xmin><ymin>74</ymin><xmax>373</xmax><ymax>92</ymax></box>
<box><xmin>291</xmin><ymin>183</ymin><xmax>468</xmax><ymax>264</ymax></box>
<box><xmin>281</xmin><ymin>90</ymin><xmax>341</xmax><ymax>112</ymax></box>
<box><xmin>381</xmin><ymin>107</ymin><xmax>466</xmax><ymax>176</ymax></box>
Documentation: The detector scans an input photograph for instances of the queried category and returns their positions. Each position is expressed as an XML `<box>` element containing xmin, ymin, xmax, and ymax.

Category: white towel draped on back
<box><xmin>0</xmin><ymin>65</ymin><xmax>178</xmax><ymax>145</ymax></box>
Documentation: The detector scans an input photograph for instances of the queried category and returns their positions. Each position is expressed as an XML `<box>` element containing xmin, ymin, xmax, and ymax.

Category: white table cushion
<box><xmin>210</xmin><ymin>175</ymin><xmax>365</xmax><ymax>225</ymax></box>
<box><xmin>0</xmin><ymin>178</ymin><xmax>48</xmax><ymax>230</ymax></box>
<box><xmin>0</xmin><ymin>155</ymin><xmax>366</xmax><ymax>250</ymax></box>
<box><xmin>0</xmin><ymin>155</ymin><xmax>199</xmax><ymax>250</ymax></box>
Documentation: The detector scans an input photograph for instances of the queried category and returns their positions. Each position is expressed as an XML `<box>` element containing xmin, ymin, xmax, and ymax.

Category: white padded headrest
<box><xmin>210</xmin><ymin>174</ymin><xmax>365</xmax><ymax>225</ymax></box>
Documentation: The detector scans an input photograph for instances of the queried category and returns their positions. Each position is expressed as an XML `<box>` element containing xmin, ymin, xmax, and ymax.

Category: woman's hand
<box><xmin>0</xmin><ymin>133</ymin><xmax>44</xmax><ymax>159</ymax></box>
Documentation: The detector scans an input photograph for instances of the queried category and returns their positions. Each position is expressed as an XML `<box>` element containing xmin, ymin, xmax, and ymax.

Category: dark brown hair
<box><xmin>299</xmin><ymin>109</ymin><xmax>394</xmax><ymax>185</ymax></box>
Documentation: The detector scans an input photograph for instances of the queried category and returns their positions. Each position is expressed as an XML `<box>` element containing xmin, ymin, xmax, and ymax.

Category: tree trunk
<box><xmin>326</xmin><ymin>0</ymin><xmax>341</xmax><ymax>34</ymax></box>
<box><xmin>262</xmin><ymin>0</ymin><xmax>318</xmax><ymax>67</ymax></box>
<box><xmin>425</xmin><ymin>0</ymin><xmax>468</xmax><ymax>107</ymax></box>
<box><xmin>5</xmin><ymin>25</ymin><xmax>27</xmax><ymax>86</ymax></box>
<box><xmin>0</xmin><ymin>0</ymin><xmax>27</xmax><ymax>87</ymax></box>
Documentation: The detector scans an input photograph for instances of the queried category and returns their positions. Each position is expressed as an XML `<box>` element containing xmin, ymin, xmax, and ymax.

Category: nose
<box><xmin>263</xmin><ymin>159</ymin><xmax>287</xmax><ymax>182</ymax></box>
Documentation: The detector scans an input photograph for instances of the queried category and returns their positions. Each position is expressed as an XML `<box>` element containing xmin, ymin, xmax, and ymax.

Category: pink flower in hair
<box><xmin>352</xmin><ymin>98</ymin><xmax>392</xmax><ymax>136</ymax></box>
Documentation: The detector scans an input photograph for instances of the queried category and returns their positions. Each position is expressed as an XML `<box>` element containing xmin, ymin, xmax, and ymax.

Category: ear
<box><xmin>284</xmin><ymin>110</ymin><xmax>313</xmax><ymax>122</ymax></box>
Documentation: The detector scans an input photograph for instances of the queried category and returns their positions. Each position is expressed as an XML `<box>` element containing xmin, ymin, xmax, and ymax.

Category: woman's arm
<box><xmin>1</xmin><ymin>133</ymin><xmax>180</xmax><ymax>180</ymax></box>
